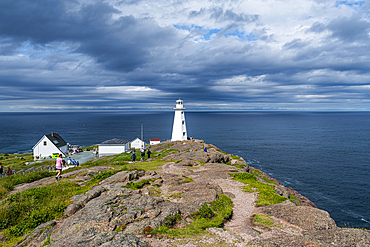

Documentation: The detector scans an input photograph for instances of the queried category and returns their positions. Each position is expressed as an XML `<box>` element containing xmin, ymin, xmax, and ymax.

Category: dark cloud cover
<box><xmin>0</xmin><ymin>0</ymin><xmax>370</xmax><ymax>111</ymax></box>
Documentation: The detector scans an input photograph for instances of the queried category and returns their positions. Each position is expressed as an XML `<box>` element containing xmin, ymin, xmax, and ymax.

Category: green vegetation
<box><xmin>253</xmin><ymin>213</ymin><xmax>278</xmax><ymax>229</ymax></box>
<box><xmin>0</xmin><ymin>171</ymin><xmax>52</xmax><ymax>199</ymax></box>
<box><xmin>231</xmin><ymin>173</ymin><xmax>286</xmax><ymax>206</ymax></box>
<box><xmin>158</xmin><ymin>149</ymin><xmax>180</xmax><ymax>157</ymax></box>
<box><xmin>0</xmin><ymin>168</ymin><xmax>125</xmax><ymax>241</ymax></box>
<box><xmin>241</xmin><ymin>185</ymin><xmax>254</xmax><ymax>193</ymax></box>
<box><xmin>170</xmin><ymin>192</ymin><xmax>182</xmax><ymax>198</ymax></box>
<box><xmin>126</xmin><ymin>160</ymin><xmax>168</xmax><ymax>171</ymax></box>
<box><xmin>0</xmin><ymin>153</ymin><xmax>33</xmax><ymax>167</ymax></box>
<box><xmin>180</xmin><ymin>176</ymin><xmax>194</xmax><ymax>184</ymax></box>
<box><xmin>124</xmin><ymin>179</ymin><xmax>153</xmax><ymax>190</ymax></box>
<box><xmin>153</xmin><ymin>194</ymin><xmax>233</xmax><ymax>237</ymax></box>
<box><xmin>289</xmin><ymin>195</ymin><xmax>301</xmax><ymax>204</ymax></box>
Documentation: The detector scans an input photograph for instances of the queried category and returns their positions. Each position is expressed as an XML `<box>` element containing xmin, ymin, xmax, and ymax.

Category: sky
<box><xmin>1</xmin><ymin>0</ymin><xmax>370</xmax><ymax>112</ymax></box>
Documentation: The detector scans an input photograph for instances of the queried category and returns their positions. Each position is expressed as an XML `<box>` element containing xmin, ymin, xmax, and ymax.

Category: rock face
<box><xmin>16</xmin><ymin>140</ymin><xmax>370</xmax><ymax>247</ymax></box>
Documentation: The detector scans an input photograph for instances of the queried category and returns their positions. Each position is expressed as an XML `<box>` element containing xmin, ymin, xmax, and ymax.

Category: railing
<box><xmin>0</xmin><ymin>164</ymin><xmax>56</xmax><ymax>178</ymax></box>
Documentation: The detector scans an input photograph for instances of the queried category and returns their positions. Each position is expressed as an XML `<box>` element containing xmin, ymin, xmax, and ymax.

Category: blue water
<box><xmin>0</xmin><ymin>111</ymin><xmax>369</xmax><ymax>229</ymax></box>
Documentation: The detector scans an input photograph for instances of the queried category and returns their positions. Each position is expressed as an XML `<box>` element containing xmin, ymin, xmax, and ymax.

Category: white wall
<box><xmin>99</xmin><ymin>144</ymin><xmax>129</xmax><ymax>156</ymax></box>
<box><xmin>33</xmin><ymin>136</ymin><xmax>65</xmax><ymax>160</ymax></box>
<box><xmin>150</xmin><ymin>140</ymin><xmax>160</xmax><ymax>145</ymax></box>
<box><xmin>131</xmin><ymin>139</ymin><xmax>146</xmax><ymax>149</ymax></box>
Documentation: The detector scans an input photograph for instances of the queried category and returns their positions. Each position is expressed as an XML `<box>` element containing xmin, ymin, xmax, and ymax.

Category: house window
<box><xmin>43</xmin><ymin>141</ymin><xmax>47</xmax><ymax>146</ymax></box>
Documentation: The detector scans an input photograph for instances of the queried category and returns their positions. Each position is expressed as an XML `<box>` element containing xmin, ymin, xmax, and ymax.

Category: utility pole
<box><xmin>141</xmin><ymin>124</ymin><xmax>143</xmax><ymax>140</ymax></box>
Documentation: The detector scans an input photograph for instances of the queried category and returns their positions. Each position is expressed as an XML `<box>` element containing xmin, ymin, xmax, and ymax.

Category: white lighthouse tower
<box><xmin>171</xmin><ymin>99</ymin><xmax>187</xmax><ymax>141</ymax></box>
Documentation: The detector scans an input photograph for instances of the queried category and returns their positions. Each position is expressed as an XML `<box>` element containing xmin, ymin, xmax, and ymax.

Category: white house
<box><xmin>131</xmin><ymin>137</ymin><xmax>146</xmax><ymax>150</ymax></box>
<box><xmin>98</xmin><ymin>138</ymin><xmax>130</xmax><ymax>157</ymax></box>
<box><xmin>150</xmin><ymin>139</ymin><xmax>161</xmax><ymax>145</ymax></box>
<box><xmin>33</xmin><ymin>132</ymin><xmax>68</xmax><ymax>160</ymax></box>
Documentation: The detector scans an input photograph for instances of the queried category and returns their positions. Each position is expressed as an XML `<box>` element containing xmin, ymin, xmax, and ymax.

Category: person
<box><xmin>67</xmin><ymin>157</ymin><xmax>72</xmax><ymax>166</ymax></box>
<box><xmin>131</xmin><ymin>151</ymin><xmax>137</xmax><ymax>161</ymax></box>
<box><xmin>0</xmin><ymin>165</ymin><xmax>3</xmax><ymax>175</ymax></box>
<box><xmin>147</xmin><ymin>149</ymin><xmax>151</xmax><ymax>159</ymax></box>
<box><xmin>55</xmin><ymin>154</ymin><xmax>64</xmax><ymax>181</ymax></box>
<box><xmin>76</xmin><ymin>161</ymin><xmax>79</xmax><ymax>166</ymax></box>
<box><xmin>140</xmin><ymin>146</ymin><xmax>145</xmax><ymax>160</ymax></box>
<box><xmin>6</xmin><ymin>167</ymin><xmax>12</xmax><ymax>176</ymax></box>
<box><xmin>204</xmin><ymin>148</ymin><xmax>207</xmax><ymax>152</ymax></box>
<box><xmin>72</xmin><ymin>159</ymin><xmax>76</xmax><ymax>166</ymax></box>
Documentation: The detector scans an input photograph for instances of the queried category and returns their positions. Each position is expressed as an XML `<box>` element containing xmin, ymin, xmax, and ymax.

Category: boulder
<box><xmin>263</xmin><ymin>205</ymin><xmax>337</xmax><ymax>231</ymax></box>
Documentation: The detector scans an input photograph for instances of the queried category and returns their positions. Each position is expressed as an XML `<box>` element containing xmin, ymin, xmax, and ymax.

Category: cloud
<box><xmin>0</xmin><ymin>0</ymin><xmax>370</xmax><ymax>111</ymax></box>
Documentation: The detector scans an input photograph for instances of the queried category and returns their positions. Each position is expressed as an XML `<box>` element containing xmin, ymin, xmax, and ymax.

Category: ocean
<box><xmin>0</xmin><ymin>111</ymin><xmax>369</xmax><ymax>229</ymax></box>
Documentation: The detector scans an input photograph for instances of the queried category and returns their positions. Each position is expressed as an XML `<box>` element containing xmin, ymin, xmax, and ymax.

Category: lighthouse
<box><xmin>171</xmin><ymin>99</ymin><xmax>187</xmax><ymax>141</ymax></box>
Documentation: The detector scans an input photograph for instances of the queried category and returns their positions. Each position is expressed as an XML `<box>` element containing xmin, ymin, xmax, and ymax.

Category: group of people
<box><xmin>67</xmin><ymin>157</ymin><xmax>79</xmax><ymax>167</ymax></box>
<box><xmin>0</xmin><ymin>165</ymin><xmax>12</xmax><ymax>176</ymax></box>
<box><xmin>131</xmin><ymin>147</ymin><xmax>151</xmax><ymax>161</ymax></box>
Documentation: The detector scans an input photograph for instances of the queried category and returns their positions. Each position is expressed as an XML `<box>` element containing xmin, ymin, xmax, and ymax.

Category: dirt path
<box><xmin>158</xmin><ymin>162</ymin><xmax>261</xmax><ymax>245</ymax></box>
<box><xmin>210</xmin><ymin>178</ymin><xmax>259</xmax><ymax>244</ymax></box>
<box><xmin>9</xmin><ymin>166</ymin><xmax>112</xmax><ymax>196</ymax></box>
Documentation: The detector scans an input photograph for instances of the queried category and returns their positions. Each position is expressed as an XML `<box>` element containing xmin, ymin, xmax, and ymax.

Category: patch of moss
<box><xmin>170</xmin><ymin>192</ymin><xmax>182</xmax><ymax>198</ymax></box>
<box><xmin>289</xmin><ymin>195</ymin><xmax>301</xmax><ymax>205</ymax></box>
<box><xmin>231</xmin><ymin>173</ymin><xmax>286</xmax><ymax>206</ymax></box>
<box><xmin>153</xmin><ymin>194</ymin><xmax>233</xmax><ymax>237</ymax></box>
<box><xmin>253</xmin><ymin>213</ymin><xmax>278</xmax><ymax>229</ymax></box>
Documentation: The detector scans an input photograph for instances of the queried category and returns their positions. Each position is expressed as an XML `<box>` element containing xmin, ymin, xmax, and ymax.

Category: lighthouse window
<box><xmin>182</xmin><ymin>121</ymin><xmax>184</xmax><ymax>124</ymax></box>
<box><xmin>181</xmin><ymin>112</ymin><xmax>183</xmax><ymax>114</ymax></box>
<box><xmin>183</xmin><ymin>132</ymin><xmax>186</xmax><ymax>136</ymax></box>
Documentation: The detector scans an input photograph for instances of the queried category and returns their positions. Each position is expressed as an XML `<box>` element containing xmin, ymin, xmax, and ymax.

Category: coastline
<box><xmin>1</xmin><ymin>139</ymin><xmax>369</xmax><ymax>246</ymax></box>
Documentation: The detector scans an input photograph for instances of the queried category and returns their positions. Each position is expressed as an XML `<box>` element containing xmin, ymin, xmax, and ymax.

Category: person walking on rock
<box><xmin>55</xmin><ymin>154</ymin><xmax>65</xmax><ymax>181</ymax></box>
<box><xmin>131</xmin><ymin>151</ymin><xmax>137</xmax><ymax>161</ymax></box>
<box><xmin>147</xmin><ymin>149</ymin><xmax>151</xmax><ymax>159</ymax></box>
<box><xmin>140</xmin><ymin>146</ymin><xmax>145</xmax><ymax>160</ymax></box>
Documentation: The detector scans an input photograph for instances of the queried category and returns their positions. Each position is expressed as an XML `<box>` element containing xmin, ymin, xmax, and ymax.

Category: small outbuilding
<box><xmin>130</xmin><ymin>137</ymin><xmax>146</xmax><ymax>150</ymax></box>
<box><xmin>33</xmin><ymin>132</ymin><xmax>68</xmax><ymax>160</ymax></box>
<box><xmin>150</xmin><ymin>139</ymin><xmax>161</xmax><ymax>145</ymax></box>
<box><xmin>98</xmin><ymin>138</ymin><xmax>130</xmax><ymax>157</ymax></box>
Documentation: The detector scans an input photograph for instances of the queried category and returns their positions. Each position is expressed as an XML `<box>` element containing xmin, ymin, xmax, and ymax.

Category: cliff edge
<box><xmin>4</xmin><ymin>140</ymin><xmax>369</xmax><ymax>247</ymax></box>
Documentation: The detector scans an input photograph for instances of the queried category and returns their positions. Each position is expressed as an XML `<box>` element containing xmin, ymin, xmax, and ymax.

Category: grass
<box><xmin>170</xmin><ymin>192</ymin><xmax>182</xmax><ymax>198</ymax></box>
<box><xmin>253</xmin><ymin>213</ymin><xmax>277</xmax><ymax>229</ymax></box>
<box><xmin>231</xmin><ymin>173</ymin><xmax>286</xmax><ymax>206</ymax></box>
<box><xmin>158</xmin><ymin>149</ymin><xmax>180</xmax><ymax>157</ymax></box>
<box><xmin>153</xmin><ymin>194</ymin><xmax>233</xmax><ymax>237</ymax></box>
<box><xmin>0</xmin><ymin>171</ymin><xmax>53</xmax><ymax>199</ymax></box>
<box><xmin>180</xmin><ymin>176</ymin><xmax>194</xmax><ymax>184</ymax></box>
<box><xmin>0</xmin><ymin>168</ymin><xmax>126</xmax><ymax>241</ymax></box>
<box><xmin>289</xmin><ymin>195</ymin><xmax>301</xmax><ymax>204</ymax></box>
<box><xmin>124</xmin><ymin>179</ymin><xmax>153</xmax><ymax>190</ymax></box>
<box><xmin>0</xmin><ymin>153</ymin><xmax>34</xmax><ymax>167</ymax></box>
<box><xmin>126</xmin><ymin>159</ymin><xmax>168</xmax><ymax>171</ymax></box>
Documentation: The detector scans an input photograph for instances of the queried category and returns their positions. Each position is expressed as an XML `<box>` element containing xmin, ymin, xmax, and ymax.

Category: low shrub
<box><xmin>153</xmin><ymin>194</ymin><xmax>233</xmax><ymax>237</ymax></box>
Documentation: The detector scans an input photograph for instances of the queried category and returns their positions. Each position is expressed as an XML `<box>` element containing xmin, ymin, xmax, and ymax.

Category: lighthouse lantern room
<box><xmin>171</xmin><ymin>99</ymin><xmax>187</xmax><ymax>141</ymax></box>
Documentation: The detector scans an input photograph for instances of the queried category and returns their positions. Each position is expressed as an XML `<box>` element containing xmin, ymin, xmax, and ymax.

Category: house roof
<box><xmin>45</xmin><ymin>132</ymin><xmax>67</xmax><ymax>148</ymax></box>
<box><xmin>132</xmin><ymin>137</ymin><xmax>145</xmax><ymax>142</ymax></box>
<box><xmin>150</xmin><ymin>139</ymin><xmax>160</xmax><ymax>141</ymax></box>
<box><xmin>99</xmin><ymin>138</ymin><xmax>129</xmax><ymax>145</ymax></box>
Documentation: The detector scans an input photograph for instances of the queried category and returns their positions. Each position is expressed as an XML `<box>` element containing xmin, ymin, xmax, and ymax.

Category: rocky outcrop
<box><xmin>14</xmin><ymin>140</ymin><xmax>370</xmax><ymax>247</ymax></box>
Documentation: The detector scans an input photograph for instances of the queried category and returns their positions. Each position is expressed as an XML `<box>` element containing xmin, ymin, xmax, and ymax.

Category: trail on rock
<box><xmin>213</xmin><ymin>178</ymin><xmax>258</xmax><ymax>243</ymax></box>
